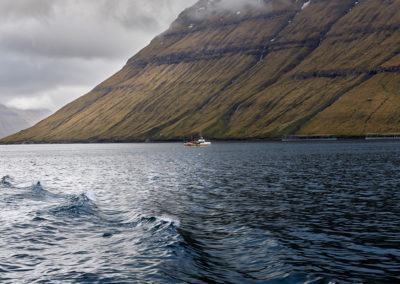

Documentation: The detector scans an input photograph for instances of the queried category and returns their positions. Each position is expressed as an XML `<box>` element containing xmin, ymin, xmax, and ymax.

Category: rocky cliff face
<box><xmin>3</xmin><ymin>0</ymin><xmax>400</xmax><ymax>143</ymax></box>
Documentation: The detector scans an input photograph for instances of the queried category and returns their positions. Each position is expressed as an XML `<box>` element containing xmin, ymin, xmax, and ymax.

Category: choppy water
<box><xmin>0</xmin><ymin>142</ymin><xmax>399</xmax><ymax>283</ymax></box>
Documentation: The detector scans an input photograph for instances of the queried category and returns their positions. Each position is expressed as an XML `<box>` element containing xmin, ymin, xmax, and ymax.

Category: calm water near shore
<box><xmin>0</xmin><ymin>142</ymin><xmax>399</xmax><ymax>283</ymax></box>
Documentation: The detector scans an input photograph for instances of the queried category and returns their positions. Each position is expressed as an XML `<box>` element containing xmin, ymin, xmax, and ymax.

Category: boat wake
<box><xmin>0</xmin><ymin>175</ymin><xmax>182</xmax><ymax>238</ymax></box>
<box><xmin>0</xmin><ymin>169</ymin><xmax>345</xmax><ymax>284</ymax></box>
<box><xmin>1</xmin><ymin>175</ymin><xmax>97</xmax><ymax>215</ymax></box>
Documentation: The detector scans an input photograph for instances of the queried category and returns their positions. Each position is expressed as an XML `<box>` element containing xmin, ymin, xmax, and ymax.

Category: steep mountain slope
<box><xmin>0</xmin><ymin>105</ymin><xmax>51</xmax><ymax>139</ymax></box>
<box><xmin>3</xmin><ymin>0</ymin><xmax>400</xmax><ymax>143</ymax></box>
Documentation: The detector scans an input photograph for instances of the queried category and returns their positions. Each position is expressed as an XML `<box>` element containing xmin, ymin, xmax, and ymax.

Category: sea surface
<box><xmin>0</xmin><ymin>142</ymin><xmax>399</xmax><ymax>283</ymax></box>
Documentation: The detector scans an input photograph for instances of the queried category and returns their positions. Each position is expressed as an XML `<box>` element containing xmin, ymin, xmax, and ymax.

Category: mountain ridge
<box><xmin>3</xmin><ymin>0</ymin><xmax>400</xmax><ymax>143</ymax></box>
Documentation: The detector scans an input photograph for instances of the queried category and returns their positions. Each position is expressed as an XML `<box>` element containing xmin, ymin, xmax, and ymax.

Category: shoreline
<box><xmin>2</xmin><ymin>135</ymin><xmax>400</xmax><ymax>145</ymax></box>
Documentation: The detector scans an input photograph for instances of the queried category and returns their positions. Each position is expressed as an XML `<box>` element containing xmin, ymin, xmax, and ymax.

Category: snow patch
<box><xmin>301</xmin><ymin>0</ymin><xmax>311</xmax><ymax>10</ymax></box>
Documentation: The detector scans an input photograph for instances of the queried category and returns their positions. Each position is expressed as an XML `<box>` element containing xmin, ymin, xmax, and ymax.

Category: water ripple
<box><xmin>0</xmin><ymin>142</ymin><xmax>399</xmax><ymax>283</ymax></box>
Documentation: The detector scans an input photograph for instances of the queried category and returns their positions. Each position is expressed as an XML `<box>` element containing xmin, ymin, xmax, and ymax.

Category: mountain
<box><xmin>0</xmin><ymin>105</ymin><xmax>51</xmax><ymax>139</ymax></box>
<box><xmin>3</xmin><ymin>0</ymin><xmax>400</xmax><ymax>143</ymax></box>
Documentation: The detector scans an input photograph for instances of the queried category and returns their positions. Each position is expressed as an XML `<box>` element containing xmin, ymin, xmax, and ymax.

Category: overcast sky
<box><xmin>0</xmin><ymin>0</ymin><xmax>197</xmax><ymax>111</ymax></box>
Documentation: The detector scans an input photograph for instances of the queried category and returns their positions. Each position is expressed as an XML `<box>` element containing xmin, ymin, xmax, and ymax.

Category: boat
<box><xmin>184</xmin><ymin>136</ymin><xmax>211</xmax><ymax>147</ymax></box>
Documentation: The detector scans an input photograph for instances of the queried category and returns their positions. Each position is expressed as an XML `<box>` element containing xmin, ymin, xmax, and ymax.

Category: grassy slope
<box><xmin>2</xmin><ymin>0</ymin><xmax>400</xmax><ymax>143</ymax></box>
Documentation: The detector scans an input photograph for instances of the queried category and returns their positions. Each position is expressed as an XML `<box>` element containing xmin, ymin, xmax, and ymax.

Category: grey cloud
<box><xmin>0</xmin><ymin>0</ymin><xmax>172</xmax><ymax>60</ymax></box>
<box><xmin>0</xmin><ymin>0</ymin><xmax>54</xmax><ymax>21</ymax></box>
<box><xmin>0</xmin><ymin>52</ymin><xmax>122</xmax><ymax>110</ymax></box>
<box><xmin>212</xmin><ymin>0</ymin><xmax>267</xmax><ymax>11</ymax></box>
<box><xmin>0</xmin><ymin>54</ymin><xmax>116</xmax><ymax>95</ymax></box>
<box><xmin>99</xmin><ymin>0</ymin><xmax>164</xmax><ymax>31</ymax></box>
<box><xmin>0</xmin><ymin>0</ymin><xmax>197</xmax><ymax>110</ymax></box>
<box><xmin>188</xmin><ymin>0</ymin><xmax>269</xmax><ymax>20</ymax></box>
<box><xmin>100</xmin><ymin>0</ymin><xmax>198</xmax><ymax>31</ymax></box>
<box><xmin>0</xmin><ymin>0</ymin><xmax>198</xmax><ymax>60</ymax></box>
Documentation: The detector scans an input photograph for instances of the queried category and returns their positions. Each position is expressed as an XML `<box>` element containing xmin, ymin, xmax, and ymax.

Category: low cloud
<box><xmin>212</xmin><ymin>0</ymin><xmax>267</xmax><ymax>11</ymax></box>
<box><xmin>188</xmin><ymin>0</ymin><xmax>270</xmax><ymax>20</ymax></box>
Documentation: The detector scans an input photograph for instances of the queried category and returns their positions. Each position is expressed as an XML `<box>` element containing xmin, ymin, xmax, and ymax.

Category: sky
<box><xmin>0</xmin><ymin>0</ymin><xmax>197</xmax><ymax>111</ymax></box>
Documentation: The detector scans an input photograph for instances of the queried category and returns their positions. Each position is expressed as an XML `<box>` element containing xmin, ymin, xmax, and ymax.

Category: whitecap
<box><xmin>84</xmin><ymin>191</ymin><xmax>97</xmax><ymax>202</ymax></box>
<box><xmin>157</xmin><ymin>215</ymin><xmax>180</xmax><ymax>227</ymax></box>
<box><xmin>50</xmin><ymin>193</ymin><xmax>98</xmax><ymax>217</ymax></box>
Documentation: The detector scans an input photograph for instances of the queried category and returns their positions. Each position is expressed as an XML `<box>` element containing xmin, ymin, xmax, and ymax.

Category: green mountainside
<box><xmin>3</xmin><ymin>0</ymin><xmax>400</xmax><ymax>143</ymax></box>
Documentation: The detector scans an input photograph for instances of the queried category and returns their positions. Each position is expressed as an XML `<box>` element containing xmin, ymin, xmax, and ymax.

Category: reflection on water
<box><xmin>0</xmin><ymin>142</ymin><xmax>399</xmax><ymax>283</ymax></box>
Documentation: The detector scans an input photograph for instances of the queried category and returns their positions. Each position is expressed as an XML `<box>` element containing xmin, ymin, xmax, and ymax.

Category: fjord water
<box><xmin>0</xmin><ymin>142</ymin><xmax>399</xmax><ymax>283</ymax></box>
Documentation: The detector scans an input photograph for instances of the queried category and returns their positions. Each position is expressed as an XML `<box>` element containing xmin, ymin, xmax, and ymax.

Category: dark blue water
<box><xmin>0</xmin><ymin>142</ymin><xmax>399</xmax><ymax>283</ymax></box>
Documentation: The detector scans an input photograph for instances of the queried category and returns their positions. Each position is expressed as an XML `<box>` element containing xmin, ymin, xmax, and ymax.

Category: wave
<box><xmin>30</xmin><ymin>181</ymin><xmax>47</xmax><ymax>195</ymax></box>
<box><xmin>1</xmin><ymin>176</ymin><xmax>181</xmax><ymax>242</ymax></box>
<box><xmin>50</xmin><ymin>192</ymin><xmax>98</xmax><ymax>217</ymax></box>
<box><xmin>1</xmin><ymin>177</ymin><xmax>64</xmax><ymax>203</ymax></box>
<box><xmin>99</xmin><ymin>213</ymin><xmax>181</xmax><ymax>239</ymax></box>
<box><xmin>118</xmin><ymin>212</ymin><xmax>180</xmax><ymax>229</ymax></box>
<box><xmin>1</xmin><ymin>175</ymin><xmax>14</xmax><ymax>187</ymax></box>
<box><xmin>23</xmin><ymin>181</ymin><xmax>64</xmax><ymax>201</ymax></box>
<box><xmin>157</xmin><ymin>214</ymin><xmax>181</xmax><ymax>228</ymax></box>
<box><xmin>0</xmin><ymin>176</ymin><xmax>100</xmax><ymax>219</ymax></box>
<box><xmin>1</xmin><ymin>177</ymin><xmax>180</xmax><ymax>233</ymax></box>
<box><xmin>98</xmin><ymin>213</ymin><xmax>181</xmax><ymax>239</ymax></box>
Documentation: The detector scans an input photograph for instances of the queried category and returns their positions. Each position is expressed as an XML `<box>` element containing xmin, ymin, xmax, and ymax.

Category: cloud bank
<box><xmin>0</xmin><ymin>0</ymin><xmax>196</xmax><ymax>110</ymax></box>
